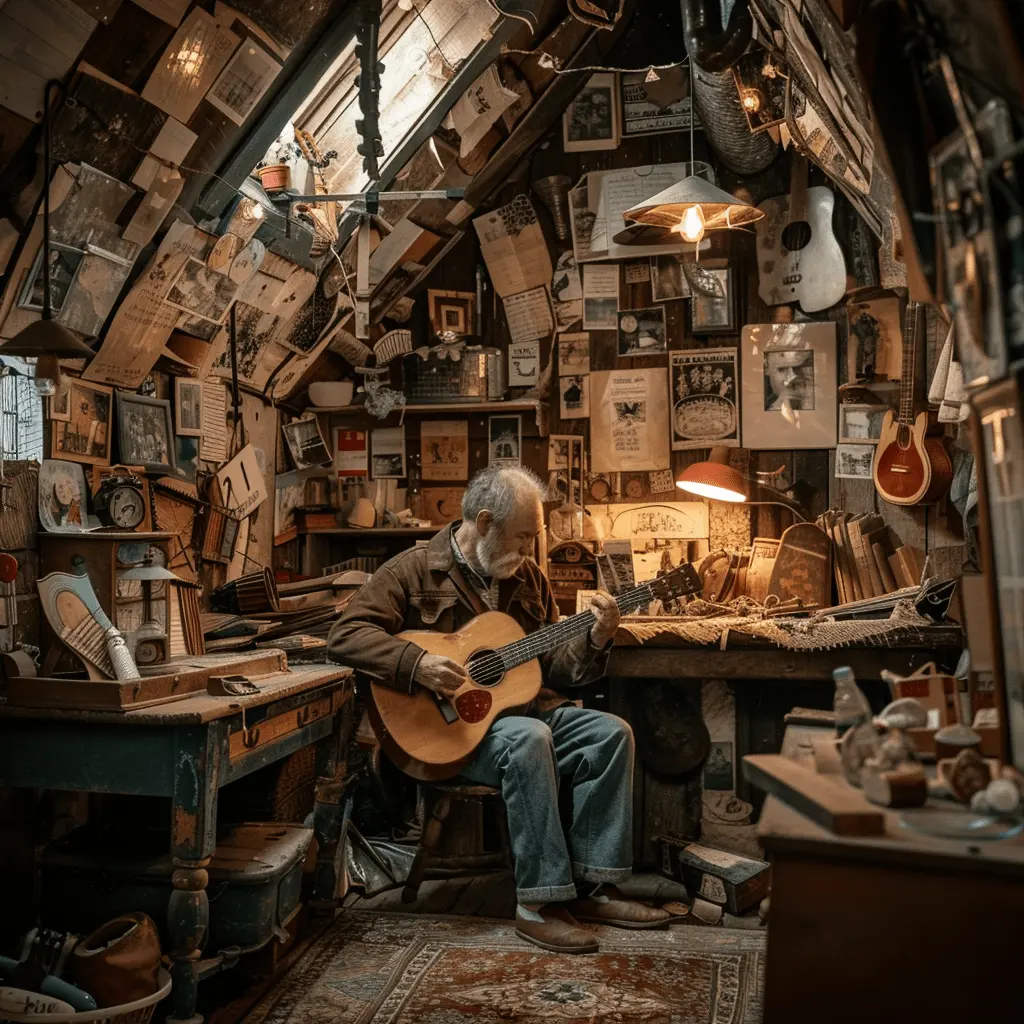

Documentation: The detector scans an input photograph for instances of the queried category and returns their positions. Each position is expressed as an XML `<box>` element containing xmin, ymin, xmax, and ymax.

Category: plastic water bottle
<box><xmin>833</xmin><ymin>665</ymin><xmax>871</xmax><ymax>736</ymax></box>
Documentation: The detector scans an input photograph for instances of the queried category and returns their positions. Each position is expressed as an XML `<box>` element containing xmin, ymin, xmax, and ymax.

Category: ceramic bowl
<box><xmin>308</xmin><ymin>381</ymin><xmax>354</xmax><ymax>408</ymax></box>
<box><xmin>0</xmin><ymin>987</ymin><xmax>76</xmax><ymax>1017</ymax></box>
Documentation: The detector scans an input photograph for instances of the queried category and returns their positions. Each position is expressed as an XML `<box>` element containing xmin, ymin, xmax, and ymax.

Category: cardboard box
<box><xmin>658</xmin><ymin>837</ymin><xmax>770</xmax><ymax>915</ymax></box>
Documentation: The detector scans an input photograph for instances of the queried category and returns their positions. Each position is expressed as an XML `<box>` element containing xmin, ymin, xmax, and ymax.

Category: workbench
<box><xmin>0</xmin><ymin>661</ymin><xmax>355</xmax><ymax>1024</ymax></box>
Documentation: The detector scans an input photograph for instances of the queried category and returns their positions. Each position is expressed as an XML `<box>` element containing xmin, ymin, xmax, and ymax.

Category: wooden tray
<box><xmin>2</xmin><ymin>650</ymin><xmax>289</xmax><ymax>712</ymax></box>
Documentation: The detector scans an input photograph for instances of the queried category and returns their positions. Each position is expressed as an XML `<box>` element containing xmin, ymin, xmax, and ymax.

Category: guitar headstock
<box><xmin>647</xmin><ymin>563</ymin><xmax>702</xmax><ymax>603</ymax></box>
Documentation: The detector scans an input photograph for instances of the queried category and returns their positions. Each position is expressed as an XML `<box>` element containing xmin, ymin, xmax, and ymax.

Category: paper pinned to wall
<box><xmin>503</xmin><ymin>286</ymin><xmax>553</xmax><ymax>345</ymax></box>
<box><xmin>122</xmin><ymin>165</ymin><xmax>184</xmax><ymax>246</ymax></box>
<box><xmin>216</xmin><ymin>442</ymin><xmax>267</xmax><ymax>517</ymax></box>
<box><xmin>132</xmin><ymin>117</ymin><xmax>197</xmax><ymax>189</ymax></box>
<box><xmin>421</xmin><ymin>420</ymin><xmax>469</xmax><ymax>481</ymax></box>
<box><xmin>588</xmin><ymin>501</ymin><xmax>709</xmax><ymax>541</ymax></box>
<box><xmin>83</xmin><ymin>220</ymin><xmax>209</xmax><ymax>388</ymax></box>
<box><xmin>206</xmin><ymin>38</ymin><xmax>281</xmax><ymax>125</ymax></box>
<box><xmin>508</xmin><ymin>342</ymin><xmax>540</xmax><ymax>387</ymax></box>
<box><xmin>451</xmin><ymin>65</ymin><xmax>520</xmax><ymax>159</ymax></box>
<box><xmin>473</xmin><ymin>195</ymin><xmax>552</xmax><ymax>298</ymax></box>
<box><xmin>57</xmin><ymin>243</ymin><xmax>135</xmax><ymax>338</ymax></box>
<box><xmin>141</xmin><ymin>8</ymin><xmax>239</xmax><ymax>123</ymax></box>
<box><xmin>590</xmin><ymin>368</ymin><xmax>671</xmax><ymax>473</ymax></box>
<box><xmin>371</xmin><ymin>427</ymin><xmax>406</xmax><ymax>479</ymax></box>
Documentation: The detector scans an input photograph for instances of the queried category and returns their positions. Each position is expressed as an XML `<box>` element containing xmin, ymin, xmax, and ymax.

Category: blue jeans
<box><xmin>459</xmin><ymin>706</ymin><xmax>635</xmax><ymax>903</ymax></box>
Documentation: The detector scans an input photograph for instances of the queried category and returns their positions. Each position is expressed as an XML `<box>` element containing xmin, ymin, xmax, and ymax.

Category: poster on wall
<box><xmin>371</xmin><ymin>428</ymin><xmax>406</xmax><ymax>479</ymax></box>
<box><xmin>559</xmin><ymin>374</ymin><xmax>590</xmax><ymax>419</ymax></box>
<box><xmin>590</xmin><ymin>368</ymin><xmax>670</xmax><ymax>472</ymax></box>
<box><xmin>488</xmin><ymin>416</ymin><xmax>522</xmax><ymax>467</ymax></box>
<box><xmin>334</xmin><ymin>429</ymin><xmax>367</xmax><ymax>477</ymax></box>
<box><xmin>421</xmin><ymin>420</ymin><xmax>469</xmax><ymax>481</ymax></box>
<box><xmin>670</xmin><ymin>348</ymin><xmax>739</xmax><ymax>450</ymax></box>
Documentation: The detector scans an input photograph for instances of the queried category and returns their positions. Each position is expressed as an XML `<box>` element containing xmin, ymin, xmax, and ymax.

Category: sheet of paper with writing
<box><xmin>590</xmin><ymin>368</ymin><xmax>671</xmax><ymax>473</ymax></box>
<box><xmin>503</xmin><ymin>287</ymin><xmax>553</xmax><ymax>345</ymax></box>
<box><xmin>473</xmin><ymin>196</ymin><xmax>553</xmax><ymax>298</ymax></box>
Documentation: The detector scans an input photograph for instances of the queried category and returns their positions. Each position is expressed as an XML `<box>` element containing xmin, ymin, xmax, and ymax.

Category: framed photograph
<box><xmin>670</xmin><ymin>348</ymin><xmax>739</xmax><ymax>449</ymax></box>
<box><xmin>427</xmin><ymin>289</ymin><xmax>475</xmax><ymax>339</ymax></box>
<box><xmin>50</xmin><ymin>379</ymin><xmax>113</xmax><ymax>466</ymax></box>
<box><xmin>489</xmin><ymin>415</ymin><xmax>522</xmax><ymax>466</ymax></box>
<box><xmin>651</xmin><ymin>253</ymin><xmax>692</xmax><ymax>302</ymax></box>
<box><xmin>740</xmin><ymin>322</ymin><xmax>838</xmax><ymax>449</ymax></box>
<box><xmin>165</xmin><ymin>256</ymin><xmax>238</xmax><ymax>324</ymax></box>
<box><xmin>48</xmin><ymin>382</ymin><xmax>72</xmax><ymax>422</ymax></box>
<box><xmin>563</xmin><ymin>72</ymin><xmax>620</xmax><ymax>152</ymax></box>
<box><xmin>116</xmin><ymin>392</ymin><xmax>175</xmax><ymax>474</ymax></box>
<box><xmin>838</xmin><ymin>403</ymin><xmax>887</xmax><ymax>445</ymax></box>
<box><xmin>206</xmin><ymin>39</ymin><xmax>281</xmax><ymax>126</ymax></box>
<box><xmin>690</xmin><ymin>265</ymin><xmax>736</xmax><ymax>334</ymax></box>
<box><xmin>17</xmin><ymin>242</ymin><xmax>84</xmax><ymax>313</ymax></box>
<box><xmin>618</xmin><ymin>306</ymin><xmax>667</xmax><ymax>356</ymax></box>
<box><xmin>970</xmin><ymin>369</ymin><xmax>1024</xmax><ymax>771</ymax></box>
<box><xmin>174</xmin><ymin>378</ymin><xmax>203</xmax><ymax>437</ymax></box>
<box><xmin>834</xmin><ymin>444</ymin><xmax>875</xmax><ymax>479</ymax></box>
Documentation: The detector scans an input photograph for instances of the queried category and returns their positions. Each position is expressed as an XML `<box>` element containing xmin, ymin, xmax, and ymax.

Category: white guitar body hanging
<box><xmin>755</xmin><ymin>154</ymin><xmax>847</xmax><ymax>314</ymax></box>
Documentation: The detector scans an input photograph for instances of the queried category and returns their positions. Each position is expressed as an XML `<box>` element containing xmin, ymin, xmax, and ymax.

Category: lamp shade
<box><xmin>0</xmin><ymin>319</ymin><xmax>95</xmax><ymax>358</ymax></box>
<box><xmin>676</xmin><ymin>446</ymin><xmax>746</xmax><ymax>502</ymax></box>
<box><xmin>624</xmin><ymin>175</ymin><xmax>764</xmax><ymax>232</ymax></box>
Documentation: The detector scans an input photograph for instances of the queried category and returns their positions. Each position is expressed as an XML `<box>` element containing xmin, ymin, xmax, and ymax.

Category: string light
<box><xmin>502</xmin><ymin>48</ymin><xmax>688</xmax><ymax>80</ymax></box>
<box><xmin>740</xmin><ymin>88</ymin><xmax>763</xmax><ymax>113</ymax></box>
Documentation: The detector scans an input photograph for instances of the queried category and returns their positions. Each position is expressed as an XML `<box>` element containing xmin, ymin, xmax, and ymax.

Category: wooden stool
<box><xmin>402</xmin><ymin>783</ymin><xmax>511</xmax><ymax>903</ymax></box>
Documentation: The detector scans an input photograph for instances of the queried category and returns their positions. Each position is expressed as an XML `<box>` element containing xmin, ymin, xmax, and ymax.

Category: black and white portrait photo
<box><xmin>563</xmin><ymin>72</ymin><xmax>620</xmax><ymax>152</ymax></box>
<box><xmin>617</xmin><ymin>307</ymin><xmax>667</xmax><ymax>356</ymax></box>
<box><xmin>283</xmin><ymin>417</ymin><xmax>332</xmax><ymax>470</ymax></box>
<box><xmin>18</xmin><ymin>243</ymin><xmax>83</xmax><ymax>313</ymax></box>
<box><xmin>763</xmin><ymin>349</ymin><xmax>816</xmax><ymax>411</ymax></box>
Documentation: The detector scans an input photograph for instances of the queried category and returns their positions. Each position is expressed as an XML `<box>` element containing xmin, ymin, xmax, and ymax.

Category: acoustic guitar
<box><xmin>368</xmin><ymin>564</ymin><xmax>702</xmax><ymax>780</ymax></box>
<box><xmin>755</xmin><ymin>152</ymin><xmax>846</xmax><ymax>314</ymax></box>
<box><xmin>873</xmin><ymin>302</ymin><xmax>953</xmax><ymax>505</ymax></box>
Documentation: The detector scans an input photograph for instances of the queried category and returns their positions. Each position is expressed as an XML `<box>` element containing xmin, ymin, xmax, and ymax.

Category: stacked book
<box><xmin>820</xmin><ymin>511</ymin><xmax>923</xmax><ymax>605</ymax></box>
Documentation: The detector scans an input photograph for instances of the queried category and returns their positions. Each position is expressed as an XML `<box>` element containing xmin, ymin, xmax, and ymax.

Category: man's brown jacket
<box><xmin>327</xmin><ymin>522</ymin><xmax>611</xmax><ymax>709</ymax></box>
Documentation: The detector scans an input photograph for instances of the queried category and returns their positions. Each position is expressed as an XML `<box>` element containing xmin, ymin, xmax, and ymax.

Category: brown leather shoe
<box><xmin>566</xmin><ymin>886</ymin><xmax>672</xmax><ymax>929</ymax></box>
<box><xmin>514</xmin><ymin>907</ymin><xmax>599</xmax><ymax>953</ymax></box>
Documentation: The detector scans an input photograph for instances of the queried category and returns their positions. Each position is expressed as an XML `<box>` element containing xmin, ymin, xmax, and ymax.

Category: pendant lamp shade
<box><xmin>675</xmin><ymin>446</ymin><xmax>746</xmax><ymax>502</ymax></box>
<box><xmin>623</xmin><ymin>175</ymin><xmax>764</xmax><ymax>233</ymax></box>
<box><xmin>0</xmin><ymin>319</ymin><xmax>95</xmax><ymax>358</ymax></box>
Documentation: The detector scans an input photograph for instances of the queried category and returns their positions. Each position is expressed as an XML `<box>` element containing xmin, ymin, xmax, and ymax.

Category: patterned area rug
<box><xmin>244</xmin><ymin>911</ymin><xmax>764</xmax><ymax>1024</ymax></box>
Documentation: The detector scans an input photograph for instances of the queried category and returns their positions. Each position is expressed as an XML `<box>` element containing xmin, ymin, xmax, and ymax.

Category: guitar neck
<box><xmin>899</xmin><ymin>302</ymin><xmax>922</xmax><ymax>425</ymax></box>
<box><xmin>498</xmin><ymin>583</ymin><xmax>655</xmax><ymax>670</ymax></box>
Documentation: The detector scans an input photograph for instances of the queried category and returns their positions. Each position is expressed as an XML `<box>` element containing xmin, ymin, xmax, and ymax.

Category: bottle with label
<box><xmin>833</xmin><ymin>665</ymin><xmax>872</xmax><ymax>736</ymax></box>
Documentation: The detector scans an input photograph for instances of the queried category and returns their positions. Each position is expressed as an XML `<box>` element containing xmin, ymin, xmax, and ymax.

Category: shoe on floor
<box><xmin>566</xmin><ymin>885</ymin><xmax>672</xmax><ymax>929</ymax></box>
<box><xmin>514</xmin><ymin>906</ymin><xmax>599</xmax><ymax>954</ymax></box>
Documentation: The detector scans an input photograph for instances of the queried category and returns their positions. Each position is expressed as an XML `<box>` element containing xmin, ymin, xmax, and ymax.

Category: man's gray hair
<box><xmin>462</xmin><ymin>465</ymin><xmax>545</xmax><ymax>525</ymax></box>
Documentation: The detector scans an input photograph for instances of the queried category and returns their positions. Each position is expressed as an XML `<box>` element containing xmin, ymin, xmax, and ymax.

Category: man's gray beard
<box><xmin>477</xmin><ymin>530</ymin><xmax>524</xmax><ymax>579</ymax></box>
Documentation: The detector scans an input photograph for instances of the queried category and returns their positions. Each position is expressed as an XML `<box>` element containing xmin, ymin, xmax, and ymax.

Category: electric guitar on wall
<box><xmin>755</xmin><ymin>151</ymin><xmax>847</xmax><ymax>313</ymax></box>
<box><xmin>368</xmin><ymin>564</ymin><xmax>702</xmax><ymax>780</ymax></box>
<box><xmin>873</xmin><ymin>302</ymin><xmax>953</xmax><ymax>505</ymax></box>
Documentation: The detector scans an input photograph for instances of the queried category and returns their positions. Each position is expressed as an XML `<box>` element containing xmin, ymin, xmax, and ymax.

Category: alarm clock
<box><xmin>94</xmin><ymin>472</ymin><xmax>146</xmax><ymax>530</ymax></box>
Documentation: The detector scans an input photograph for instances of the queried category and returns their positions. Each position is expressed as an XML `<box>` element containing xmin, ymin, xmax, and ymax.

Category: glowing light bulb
<box><xmin>241</xmin><ymin>198</ymin><xmax>264</xmax><ymax>222</ymax></box>
<box><xmin>740</xmin><ymin>88</ymin><xmax>763</xmax><ymax>113</ymax></box>
<box><xmin>676</xmin><ymin>205</ymin><xmax>705</xmax><ymax>243</ymax></box>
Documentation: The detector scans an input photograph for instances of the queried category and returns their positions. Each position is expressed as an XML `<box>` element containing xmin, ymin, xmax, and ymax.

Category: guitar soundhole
<box><xmin>466</xmin><ymin>649</ymin><xmax>505</xmax><ymax>688</ymax></box>
<box><xmin>781</xmin><ymin>221</ymin><xmax>812</xmax><ymax>252</ymax></box>
<box><xmin>897</xmin><ymin>424</ymin><xmax>912</xmax><ymax>450</ymax></box>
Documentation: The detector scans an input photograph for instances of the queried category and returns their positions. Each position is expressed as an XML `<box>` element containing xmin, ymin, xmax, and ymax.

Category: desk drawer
<box><xmin>228</xmin><ymin>695</ymin><xmax>335</xmax><ymax>760</ymax></box>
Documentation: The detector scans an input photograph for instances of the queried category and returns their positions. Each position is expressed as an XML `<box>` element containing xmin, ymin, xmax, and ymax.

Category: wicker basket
<box><xmin>0</xmin><ymin>969</ymin><xmax>170</xmax><ymax>1024</ymax></box>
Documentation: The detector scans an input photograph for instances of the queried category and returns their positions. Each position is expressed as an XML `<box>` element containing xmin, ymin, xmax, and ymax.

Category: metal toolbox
<box><xmin>38</xmin><ymin>823</ymin><xmax>312</xmax><ymax>956</ymax></box>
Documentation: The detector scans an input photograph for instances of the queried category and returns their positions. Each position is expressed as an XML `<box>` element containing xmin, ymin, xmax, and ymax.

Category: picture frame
<box><xmin>174</xmin><ymin>378</ymin><xmax>204</xmax><ymax>437</ymax></box>
<box><xmin>651</xmin><ymin>253</ymin><xmax>691</xmax><ymax>302</ymax></box>
<box><xmin>489</xmin><ymin>415</ymin><xmax>522</xmax><ymax>467</ymax></box>
<box><xmin>206</xmin><ymin>38</ymin><xmax>281</xmax><ymax>126</ymax></box>
<box><xmin>689</xmin><ymin>264</ymin><xmax>736</xmax><ymax>334</ymax></box>
<box><xmin>116</xmin><ymin>392</ymin><xmax>176</xmax><ymax>475</ymax></box>
<box><xmin>563</xmin><ymin>72</ymin><xmax>620</xmax><ymax>152</ymax></box>
<box><xmin>617</xmin><ymin>306</ymin><xmax>667</xmax><ymax>357</ymax></box>
<box><xmin>834</xmin><ymin>444</ymin><xmax>876</xmax><ymax>479</ymax></box>
<box><xmin>740</xmin><ymin>322</ymin><xmax>838</xmax><ymax>449</ymax></box>
<box><xmin>838</xmin><ymin>403</ymin><xmax>887</xmax><ymax>445</ymax></box>
<box><xmin>17</xmin><ymin>242</ymin><xmax>85</xmax><ymax>313</ymax></box>
<box><xmin>50</xmin><ymin>379</ymin><xmax>113</xmax><ymax>466</ymax></box>
<box><xmin>47</xmin><ymin>382</ymin><xmax>72</xmax><ymax>423</ymax></box>
<box><xmin>164</xmin><ymin>256</ymin><xmax>238</xmax><ymax>324</ymax></box>
<box><xmin>970</xmin><ymin>368</ymin><xmax>1024</xmax><ymax>771</ymax></box>
<box><xmin>427</xmin><ymin>289</ymin><xmax>475</xmax><ymax>339</ymax></box>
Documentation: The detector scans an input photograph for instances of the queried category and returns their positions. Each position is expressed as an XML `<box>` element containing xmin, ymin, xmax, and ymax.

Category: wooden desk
<box><xmin>0</xmin><ymin>663</ymin><xmax>354</xmax><ymax>1024</ymax></box>
<box><xmin>755</xmin><ymin>785</ymin><xmax>1024</xmax><ymax>1022</ymax></box>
